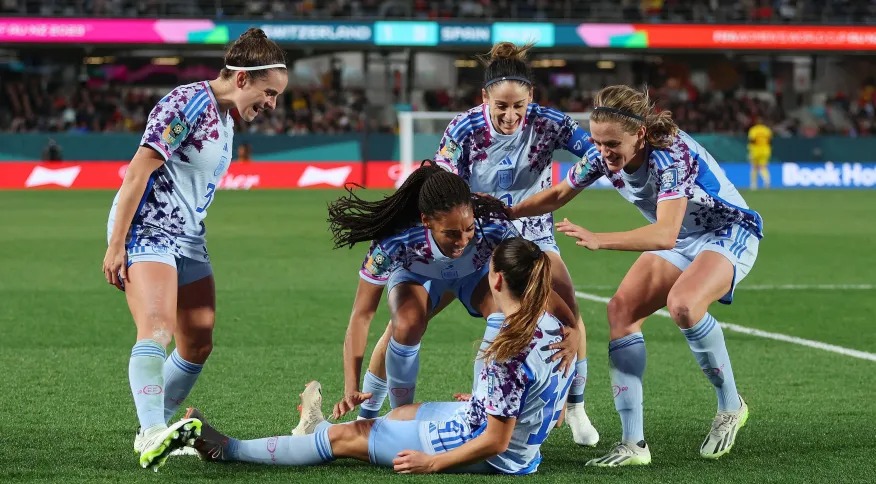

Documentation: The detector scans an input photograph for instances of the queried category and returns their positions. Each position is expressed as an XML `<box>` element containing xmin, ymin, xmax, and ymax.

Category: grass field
<box><xmin>1</xmin><ymin>189</ymin><xmax>875</xmax><ymax>483</ymax></box>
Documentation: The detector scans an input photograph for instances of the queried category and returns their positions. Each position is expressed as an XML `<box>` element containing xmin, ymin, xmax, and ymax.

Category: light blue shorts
<box><xmin>368</xmin><ymin>414</ymin><xmax>496</xmax><ymax>474</ymax></box>
<box><xmin>386</xmin><ymin>264</ymin><xmax>489</xmax><ymax>317</ymax></box>
<box><xmin>649</xmin><ymin>224</ymin><xmax>759</xmax><ymax>304</ymax></box>
<box><xmin>527</xmin><ymin>235</ymin><xmax>560</xmax><ymax>255</ymax></box>
<box><xmin>125</xmin><ymin>244</ymin><xmax>213</xmax><ymax>287</ymax></box>
<box><xmin>415</xmin><ymin>402</ymin><xmax>467</xmax><ymax>421</ymax></box>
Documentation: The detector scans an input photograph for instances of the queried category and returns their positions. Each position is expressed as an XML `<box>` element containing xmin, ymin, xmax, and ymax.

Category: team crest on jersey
<box><xmin>214</xmin><ymin>156</ymin><xmax>228</xmax><ymax>177</ymax></box>
<box><xmin>660</xmin><ymin>168</ymin><xmax>679</xmax><ymax>192</ymax></box>
<box><xmin>365</xmin><ymin>247</ymin><xmax>391</xmax><ymax>276</ymax></box>
<box><xmin>497</xmin><ymin>167</ymin><xmax>513</xmax><ymax>190</ymax></box>
<box><xmin>162</xmin><ymin>116</ymin><xmax>189</xmax><ymax>147</ymax></box>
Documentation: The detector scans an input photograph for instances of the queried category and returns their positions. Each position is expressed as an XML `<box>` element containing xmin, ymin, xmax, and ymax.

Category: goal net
<box><xmin>397</xmin><ymin>110</ymin><xmax>591</xmax><ymax>185</ymax></box>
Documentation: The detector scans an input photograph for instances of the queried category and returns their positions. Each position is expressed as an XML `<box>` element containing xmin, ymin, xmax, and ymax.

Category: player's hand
<box><xmin>332</xmin><ymin>391</ymin><xmax>373</xmax><ymax>420</ymax></box>
<box><xmin>548</xmin><ymin>324</ymin><xmax>580</xmax><ymax>377</ymax></box>
<box><xmin>103</xmin><ymin>244</ymin><xmax>128</xmax><ymax>291</ymax></box>
<box><xmin>452</xmin><ymin>392</ymin><xmax>472</xmax><ymax>402</ymax></box>
<box><xmin>556</xmin><ymin>218</ymin><xmax>599</xmax><ymax>250</ymax></box>
<box><xmin>394</xmin><ymin>450</ymin><xmax>438</xmax><ymax>474</ymax></box>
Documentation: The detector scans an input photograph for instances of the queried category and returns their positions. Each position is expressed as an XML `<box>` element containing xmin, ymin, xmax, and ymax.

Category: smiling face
<box><xmin>422</xmin><ymin>204</ymin><xmax>476</xmax><ymax>259</ymax></box>
<box><xmin>588</xmin><ymin>120</ymin><xmax>647</xmax><ymax>173</ymax></box>
<box><xmin>233</xmin><ymin>69</ymin><xmax>288</xmax><ymax>122</ymax></box>
<box><xmin>482</xmin><ymin>81</ymin><xmax>532</xmax><ymax>135</ymax></box>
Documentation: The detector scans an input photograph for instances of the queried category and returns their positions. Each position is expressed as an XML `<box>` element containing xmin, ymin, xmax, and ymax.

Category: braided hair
<box><xmin>328</xmin><ymin>160</ymin><xmax>508</xmax><ymax>249</ymax></box>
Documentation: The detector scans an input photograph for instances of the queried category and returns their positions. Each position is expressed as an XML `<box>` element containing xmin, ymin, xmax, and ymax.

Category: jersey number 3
<box><xmin>526</xmin><ymin>373</ymin><xmax>563</xmax><ymax>445</ymax></box>
<box><xmin>195</xmin><ymin>183</ymin><xmax>216</xmax><ymax>213</ymax></box>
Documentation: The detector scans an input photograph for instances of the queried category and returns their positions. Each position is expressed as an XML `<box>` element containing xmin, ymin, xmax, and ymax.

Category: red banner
<box><xmin>0</xmin><ymin>161</ymin><xmax>563</xmax><ymax>190</ymax></box>
<box><xmin>638</xmin><ymin>25</ymin><xmax>876</xmax><ymax>50</ymax></box>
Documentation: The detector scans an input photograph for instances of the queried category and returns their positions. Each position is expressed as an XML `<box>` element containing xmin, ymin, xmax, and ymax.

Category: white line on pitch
<box><xmin>576</xmin><ymin>284</ymin><xmax>874</xmax><ymax>291</ymax></box>
<box><xmin>575</xmin><ymin>291</ymin><xmax>876</xmax><ymax>362</ymax></box>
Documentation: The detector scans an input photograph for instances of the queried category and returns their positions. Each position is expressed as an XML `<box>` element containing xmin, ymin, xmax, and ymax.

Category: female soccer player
<box><xmin>345</xmin><ymin>42</ymin><xmax>600</xmax><ymax>448</ymax></box>
<box><xmin>511</xmin><ymin>84</ymin><xmax>763</xmax><ymax>466</ymax></box>
<box><xmin>186</xmin><ymin>237</ymin><xmax>576</xmax><ymax>475</ymax></box>
<box><xmin>101</xmin><ymin>28</ymin><xmax>288</xmax><ymax>470</ymax></box>
<box><xmin>325</xmin><ymin>162</ymin><xmax>577</xmax><ymax>415</ymax></box>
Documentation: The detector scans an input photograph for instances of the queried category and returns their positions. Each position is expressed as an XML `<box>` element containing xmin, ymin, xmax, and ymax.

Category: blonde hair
<box><xmin>480</xmin><ymin>238</ymin><xmax>552</xmax><ymax>363</ymax></box>
<box><xmin>591</xmin><ymin>85</ymin><xmax>678</xmax><ymax>149</ymax></box>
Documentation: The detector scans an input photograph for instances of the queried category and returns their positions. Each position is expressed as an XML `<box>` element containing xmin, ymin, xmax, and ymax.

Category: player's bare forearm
<box><xmin>108</xmin><ymin>147</ymin><xmax>164</xmax><ymax>247</ymax></box>
<box><xmin>430</xmin><ymin>415</ymin><xmax>514</xmax><ymax>472</ymax></box>
<box><xmin>510</xmin><ymin>183</ymin><xmax>579</xmax><ymax>219</ymax></box>
<box><xmin>342</xmin><ymin>280</ymin><xmax>384</xmax><ymax>393</ymax></box>
<box><xmin>595</xmin><ymin>198</ymin><xmax>686</xmax><ymax>251</ymax></box>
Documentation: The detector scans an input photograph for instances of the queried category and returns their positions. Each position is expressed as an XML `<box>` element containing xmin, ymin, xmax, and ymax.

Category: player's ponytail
<box><xmin>479</xmin><ymin>41</ymin><xmax>535</xmax><ymax>93</ymax></box>
<box><xmin>591</xmin><ymin>85</ymin><xmax>678</xmax><ymax>149</ymax></box>
<box><xmin>481</xmin><ymin>238</ymin><xmax>552</xmax><ymax>363</ymax></box>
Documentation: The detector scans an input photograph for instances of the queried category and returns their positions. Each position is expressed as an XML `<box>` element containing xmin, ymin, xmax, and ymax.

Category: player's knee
<box><xmin>666</xmin><ymin>293</ymin><xmax>697</xmax><ymax>328</ymax></box>
<box><xmin>184</xmin><ymin>340</ymin><xmax>213</xmax><ymax>363</ymax></box>
<box><xmin>606</xmin><ymin>293</ymin><xmax>634</xmax><ymax>330</ymax></box>
<box><xmin>391</xmin><ymin>317</ymin><xmax>427</xmax><ymax>345</ymax></box>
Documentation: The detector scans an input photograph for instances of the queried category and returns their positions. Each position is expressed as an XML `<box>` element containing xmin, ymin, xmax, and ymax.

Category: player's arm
<box><xmin>510</xmin><ymin>182</ymin><xmax>580</xmax><ymax>219</ymax></box>
<box><xmin>577</xmin><ymin>197</ymin><xmax>687</xmax><ymax>251</ymax></box>
<box><xmin>394</xmin><ymin>414</ymin><xmax>516</xmax><ymax>474</ymax></box>
<box><xmin>341</xmin><ymin>278</ymin><xmax>385</xmax><ymax>396</ymax></box>
<box><xmin>102</xmin><ymin>147</ymin><xmax>165</xmax><ymax>288</ymax></box>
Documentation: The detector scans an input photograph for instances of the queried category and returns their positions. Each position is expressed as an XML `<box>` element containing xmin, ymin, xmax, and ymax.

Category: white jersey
<box><xmin>566</xmin><ymin>130</ymin><xmax>763</xmax><ymax>239</ymax></box>
<box><xmin>108</xmin><ymin>81</ymin><xmax>234</xmax><ymax>261</ymax></box>
<box><xmin>453</xmin><ymin>312</ymin><xmax>573</xmax><ymax>474</ymax></box>
<box><xmin>434</xmin><ymin>103</ymin><xmax>593</xmax><ymax>245</ymax></box>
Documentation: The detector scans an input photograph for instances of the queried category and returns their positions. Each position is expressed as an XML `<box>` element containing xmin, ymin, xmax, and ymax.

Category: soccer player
<box><xmin>327</xmin><ymin>162</ymin><xmax>578</xmax><ymax>416</ymax></box>
<box><xmin>185</xmin><ymin>237</ymin><xmax>576</xmax><ymax>475</ymax></box>
<box><xmin>349</xmin><ymin>41</ymin><xmax>600</xmax><ymax>448</ymax></box>
<box><xmin>511</xmin><ymin>84</ymin><xmax>762</xmax><ymax>466</ymax></box>
<box><xmin>748</xmin><ymin>117</ymin><xmax>772</xmax><ymax>190</ymax></box>
<box><xmin>101</xmin><ymin>28</ymin><xmax>288</xmax><ymax>471</ymax></box>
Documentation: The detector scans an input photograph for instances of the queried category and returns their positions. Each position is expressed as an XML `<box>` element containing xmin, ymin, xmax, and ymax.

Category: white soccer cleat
<box><xmin>700</xmin><ymin>396</ymin><xmax>749</xmax><ymax>459</ymax></box>
<box><xmin>565</xmin><ymin>403</ymin><xmax>599</xmax><ymax>447</ymax></box>
<box><xmin>135</xmin><ymin>426</ymin><xmax>200</xmax><ymax>457</ymax></box>
<box><xmin>137</xmin><ymin>418</ymin><xmax>202</xmax><ymax>471</ymax></box>
<box><xmin>291</xmin><ymin>381</ymin><xmax>325</xmax><ymax>436</ymax></box>
<box><xmin>586</xmin><ymin>440</ymin><xmax>652</xmax><ymax>467</ymax></box>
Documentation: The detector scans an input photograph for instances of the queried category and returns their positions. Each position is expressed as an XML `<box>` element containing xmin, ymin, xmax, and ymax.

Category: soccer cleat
<box><xmin>135</xmin><ymin>429</ymin><xmax>198</xmax><ymax>457</ymax></box>
<box><xmin>700</xmin><ymin>396</ymin><xmax>749</xmax><ymax>459</ymax></box>
<box><xmin>187</xmin><ymin>407</ymin><xmax>232</xmax><ymax>462</ymax></box>
<box><xmin>291</xmin><ymin>381</ymin><xmax>325</xmax><ymax>436</ymax></box>
<box><xmin>585</xmin><ymin>441</ymin><xmax>651</xmax><ymax>467</ymax></box>
<box><xmin>137</xmin><ymin>418</ymin><xmax>202</xmax><ymax>471</ymax></box>
<box><xmin>565</xmin><ymin>403</ymin><xmax>599</xmax><ymax>447</ymax></box>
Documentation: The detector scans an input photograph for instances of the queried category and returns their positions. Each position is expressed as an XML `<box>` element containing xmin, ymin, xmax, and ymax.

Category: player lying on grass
<box><xmin>510</xmin><ymin>84</ymin><xmax>762</xmax><ymax>466</ymax></box>
<box><xmin>181</xmin><ymin>237</ymin><xmax>577</xmax><ymax>475</ymax></box>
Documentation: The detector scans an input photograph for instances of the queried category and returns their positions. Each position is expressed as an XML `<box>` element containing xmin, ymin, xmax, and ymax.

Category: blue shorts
<box><xmin>386</xmin><ymin>264</ymin><xmax>489</xmax><ymax>317</ymax></box>
<box><xmin>368</xmin><ymin>415</ymin><xmax>495</xmax><ymax>474</ymax></box>
<box><xmin>649</xmin><ymin>224</ymin><xmax>759</xmax><ymax>304</ymax></box>
<box><xmin>415</xmin><ymin>402</ymin><xmax>467</xmax><ymax>421</ymax></box>
<box><xmin>126</xmin><ymin>245</ymin><xmax>213</xmax><ymax>287</ymax></box>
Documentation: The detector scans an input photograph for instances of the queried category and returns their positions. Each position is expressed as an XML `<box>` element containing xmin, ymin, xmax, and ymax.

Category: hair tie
<box><xmin>593</xmin><ymin>106</ymin><xmax>644</xmax><ymax>122</ymax></box>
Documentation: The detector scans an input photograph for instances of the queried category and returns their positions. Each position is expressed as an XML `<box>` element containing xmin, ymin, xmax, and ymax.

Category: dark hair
<box><xmin>591</xmin><ymin>85</ymin><xmax>678</xmax><ymax>149</ymax></box>
<box><xmin>328</xmin><ymin>161</ymin><xmax>507</xmax><ymax>249</ymax></box>
<box><xmin>481</xmin><ymin>238</ymin><xmax>552</xmax><ymax>363</ymax></box>
<box><xmin>220</xmin><ymin>28</ymin><xmax>287</xmax><ymax>81</ymax></box>
<box><xmin>479</xmin><ymin>41</ymin><xmax>534</xmax><ymax>93</ymax></box>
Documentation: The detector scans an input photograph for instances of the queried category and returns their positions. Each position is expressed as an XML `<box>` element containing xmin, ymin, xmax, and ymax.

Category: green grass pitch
<box><xmin>0</xmin><ymin>189</ymin><xmax>874</xmax><ymax>483</ymax></box>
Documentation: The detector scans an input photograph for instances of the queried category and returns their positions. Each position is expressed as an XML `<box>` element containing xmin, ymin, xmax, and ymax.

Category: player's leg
<box><xmin>125</xmin><ymin>255</ymin><xmax>200</xmax><ymax>469</ymax></box>
<box><xmin>759</xmin><ymin>156</ymin><xmax>771</xmax><ymax>189</ymax></box>
<box><xmin>360</xmin><ymin>291</ymin><xmax>455</xmax><ymax>419</ymax></box>
<box><xmin>587</xmin><ymin>253</ymin><xmax>681</xmax><ymax>467</ymax></box>
<box><xmin>385</xmin><ymin>273</ymin><xmax>433</xmax><ymax>408</ymax></box>
<box><xmin>163</xmin><ymin>259</ymin><xmax>214</xmax><ymax>423</ymax></box>
<box><xmin>667</xmin><ymin>226</ymin><xmax>757</xmax><ymax>458</ymax></box>
<box><xmin>544</xmin><ymin>250</ymin><xmax>600</xmax><ymax>446</ymax></box>
<box><xmin>749</xmin><ymin>159</ymin><xmax>758</xmax><ymax>190</ymax></box>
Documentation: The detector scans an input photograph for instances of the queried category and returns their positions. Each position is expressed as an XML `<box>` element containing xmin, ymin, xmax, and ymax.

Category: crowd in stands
<box><xmin>5</xmin><ymin>70</ymin><xmax>876</xmax><ymax>137</ymax></box>
<box><xmin>3</xmin><ymin>0</ymin><xmax>876</xmax><ymax>23</ymax></box>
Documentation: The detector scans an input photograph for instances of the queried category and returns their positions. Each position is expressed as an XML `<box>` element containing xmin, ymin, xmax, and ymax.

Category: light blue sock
<box><xmin>567</xmin><ymin>358</ymin><xmax>588</xmax><ymax>405</ymax></box>
<box><xmin>162</xmin><ymin>348</ymin><xmax>203</xmax><ymax>422</ymax></box>
<box><xmin>681</xmin><ymin>313</ymin><xmax>741</xmax><ymax>412</ymax></box>
<box><xmin>473</xmin><ymin>316</ymin><xmax>502</xmax><ymax>393</ymax></box>
<box><xmin>359</xmin><ymin>371</ymin><xmax>387</xmax><ymax>419</ymax></box>
<box><xmin>385</xmin><ymin>337</ymin><xmax>420</xmax><ymax>408</ymax></box>
<box><xmin>228</xmin><ymin>421</ymin><xmax>334</xmax><ymax>465</ymax></box>
<box><xmin>608</xmin><ymin>333</ymin><xmax>646</xmax><ymax>443</ymax></box>
<box><xmin>129</xmin><ymin>339</ymin><xmax>167</xmax><ymax>430</ymax></box>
